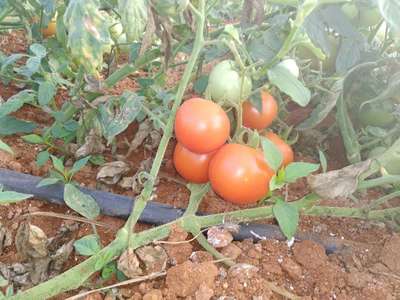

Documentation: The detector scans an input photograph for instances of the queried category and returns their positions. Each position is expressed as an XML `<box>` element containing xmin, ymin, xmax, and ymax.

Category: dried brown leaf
<box><xmin>96</xmin><ymin>161</ymin><xmax>130</xmax><ymax>185</ymax></box>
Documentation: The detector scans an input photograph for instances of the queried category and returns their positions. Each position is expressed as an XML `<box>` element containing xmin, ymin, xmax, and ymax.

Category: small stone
<box><xmin>128</xmin><ymin>292</ymin><xmax>142</xmax><ymax>300</ymax></box>
<box><xmin>163</xmin><ymin>225</ymin><xmax>193</xmax><ymax>265</ymax></box>
<box><xmin>293</xmin><ymin>240</ymin><xmax>327</xmax><ymax>269</ymax></box>
<box><xmin>381</xmin><ymin>234</ymin><xmax>400</xmax><ymax>273</ymax></box>
<box><xmin>190</xmin><ymin>251</ymin><xmax>213</xmax><ymax>263</ymax></box>
<box><xmin>281</xmin><ymin>258</ymin><xmax>302</xmax><ymax>280</ymax></box>
<box><xmin>221</xmin><ymin>243</ymin><xmax>242</xmax><ymax>260</ymax></box>
<box><xmin>207</xmin><ymin>227</ymin><xmax>233</xmax><ymax>248</ymax></box>
<box><xmin>347</xmin><ymin>271</ymin><xmax>373</xmax><ymax>288</ymax></box>
<box><xmin>228</xmin><ymin>263</ymin><xmax>259</xmax><ymax>282</ymax></box>
<box><xmin>83</xmin><ymin>292</ymin><xmax>103</xmax><ymax>300</ymax></box>
<box><xmin>166</xmin><ymin>261</ymin><xmax>218</xmax><ymax>297</ymax></box>
<box><xmin>195</xmin><ymin>283</ymin><xmax>214</xmax><ymax>300</ymax></box>
<box><xmin>247</xmin><ymin>247</ymin><xmax>262</xmax><ymax>259</ymax></box>
<box><xmin>143</xmin><ymin>289</ymin><xmax>163</xmax><ymax>300</ymax></box>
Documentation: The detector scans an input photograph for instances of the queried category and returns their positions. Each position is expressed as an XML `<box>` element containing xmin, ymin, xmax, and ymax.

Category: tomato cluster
<box><xmin>173</xmin><ymin>92</ymin><xmax>294</xmax><ymax>205</ymax></box>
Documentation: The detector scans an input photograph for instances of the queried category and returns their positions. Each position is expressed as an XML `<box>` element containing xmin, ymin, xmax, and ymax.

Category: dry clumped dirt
<box><xmin>0</xmin><ymin>31</ymin><xmax>400</xmax><ymax>299</ymax></box>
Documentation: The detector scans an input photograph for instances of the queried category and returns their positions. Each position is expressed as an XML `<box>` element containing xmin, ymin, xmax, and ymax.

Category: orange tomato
<box><xmin>173</xmin><ymin>143</ymin><xmax>216</xmax><ymax>183</ymax></box>
<box><xmin>41</xmin><ymin>20</ymin><xmax>56</xmax><ymax>38</ymax></box>
<box><xmin>264</xmin><ymin>131</ymin><xmax>294</xmax><ymax>167</ymax></box>
<box><xmin>242</xmin><ymin>90</ymin><xmax>278</xmax><ymax>130</ymax></box>
<box><xmin>208</xmin><ymin>143</ymin><xmax>275</xmax><ymax>205</ymax></box>
<box><xmin>174</xmin><ymin>98</ymin><xmax>230</xmax><ymax>153</ymax></box>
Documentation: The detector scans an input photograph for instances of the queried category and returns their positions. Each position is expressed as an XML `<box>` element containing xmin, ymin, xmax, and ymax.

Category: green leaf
<box><xmin>261</xmin><ymin>136</ymin><xmax>283</xmax><ymax>172</ymax></box>
<box><xmin>73</xmin><ymin>234</ymin><xmax>101</xmax><ymax>256</ymax></box>
<box><xmin>0</xmin><ymin>90</ymin><xmax>35</xmax><ymax>119</ymax></box>
<box><xmin>90</xmin><ymin>155</ymin><xmax>106</xmax><ymax>166</ymax></box>
<box><xmin>36</xmin><ymin>150</ymin><xmax>50</xmax><ymax>167</ymax></box>
<box><xmin>50</xmin><ymin>155</ymin><xmax>65</xmax><ymax>174</ymax></box>
<box><xmin>22</xmin><ymin>134</ymin><xmax>44</xmax><ymax>144</ymax></box>
<box><xmin>38</xmin><ymin>81</ymin><xmax>56</xmax><ymax>106</ymax></box>
<box><xmin>268</xmin><ymin>64</ymin><xmax>311</xmax><ymax>107</ymax></box>
<box><xmin>269</xmin><ymin>175</ymin><xmax>285</xmax><ymax>192</ymax></box>
<box><xmin>30</xmin><ymin>43</ymin><xmax>47</xmax><ymax>58</ymax></box>
<box><xmin>101</xmin><ymin>262</ymin><xmax>117</xmax><ymax>280</ymax></box>
<box><xmin>0</xmin><ymin>139</ymin><xmax>13</xmax><ymax>155</ymax></box>
<box><xmin>0</xmin><ymin>116</ymin><xmax>37</xmax><ymax>136</ymax></box>
<box><xmin>64</xmin><ymin>0</ymin><xmax>113</xmax><ymax>75</ymax></box>
<box><xmin>70</xmin><ymin>156</ymin><xmax>91</xmax><ymax>176</ymax></box>
<box><xmin>284</xmin><ymin>162</ymin><xmax>320</xmax><ymax>183</ymax></box>
<box><xmin>118</xmin><ymin>0</ymin><xmax>147</xmax><ymax>42</ymax></box>
<box><xmin>64</xmin><ymin>183</ymin><xmax>100</xmax><ymax>219</ymax></box>
<box><xmin>273</xmin><ymin>198</ymin><xmax>299</xmax><ymax>240</ymax></box>
<box><xmin>318</xmin><ymin>149</ymin><xmax>328</xmax><ymax>173</ymax></box>
<box><xmin>37</xmin><ymin>177</ymin><xmax>60</xmax><ymax>188</ymax></box>
<box><xmin>378</xmin><ymin>0</ymin><xmax>400</xmax><ymax>31</ymax></box>
<box><xmin>16</xmin><ymin>57</ymin><xmax>42</xmax><ymax>78</ymax></box>
<box><xmin>194</xmin><ymin>75</ymin><xmax>209</xmax><ymax>94</ymax></box>
<box><xmin>0</xmin><ymin>191</ymin><xmax>33</xmax><ymax>204</ymax></box>
<box><xmin>223</xmin><ymin>24</ymin><xmax>241</xmax><ymax>44</ymax></box>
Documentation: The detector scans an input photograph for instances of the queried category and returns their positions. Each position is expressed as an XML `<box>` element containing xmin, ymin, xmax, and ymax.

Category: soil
<box><xmin>1</xmin><ymin>31</ymin><xmax>400</xmax><ymax>300</ymax></box>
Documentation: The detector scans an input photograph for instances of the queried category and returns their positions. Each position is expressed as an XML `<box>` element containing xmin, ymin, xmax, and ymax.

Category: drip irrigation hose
<box><xmin>0</xmin><ymin>168</ymin><xmax>342</xmax><ymax>253</ymax></box>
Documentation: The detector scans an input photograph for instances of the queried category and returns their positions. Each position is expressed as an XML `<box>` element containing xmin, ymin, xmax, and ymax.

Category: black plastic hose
<box><xmin>0</xmin><ymin>168</ymin><xmax>342</xmax><ymax>253</ymax></box>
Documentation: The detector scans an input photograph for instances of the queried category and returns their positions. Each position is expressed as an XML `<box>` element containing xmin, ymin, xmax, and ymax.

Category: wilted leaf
<box><xmin>118</xmin><ymin>0</ymin><xmax>147</xmax><ymax>42</ymax></box>
<box><xmin>99</xmin><ymin>92</ymin><xmax>143</xmax><ymax>143</ymax></box>
<box><xmin>117</xmin><ymin>249</ymin><xmax>143</xmax><ymax>278</ymax></box>
<box><xmin>64</xmin><ymin>183</ymin><xmax>100</xmax><ymax>219</ymax></box>
<box><xmin>50</xmin><ymin>240</ymin><xmax>74</xmax><ymax>272</ymax></box>
<box><xmin>15</xmin><ymin>223</ymin><xmax>48</xmax><ymax>259</ymax></box>
<box><xmin>75</xmin><ymin>130</ymin><xmax>105</xmax><ymax>158</ymax></box>
<box><xmin>135</xmin><ymin>245</ymin><xmax>168</xmax><ymax>273</ymax></box>
<box><xmin>64</xmin><ymin>0</ymin><xmax>112</xmax><ymax>75</ymax></box>
<box><xmin>273</xmin><ymin>198</ymin><xmax>299</xmax><ymax>240</ymax></box>
<box><xmin>0</xmin><ymin>222</ymin><xmax>12</xmax><ymax>255</ymax></box>
<box><xmin>96</xmin><ymin>161</ymin><xmax>130</xmax><ymax>185</ymax></box>
<box><xmin>307</xmin><ymin>160</ymin><xmax>371</xmax><ymax>199</ymax></box>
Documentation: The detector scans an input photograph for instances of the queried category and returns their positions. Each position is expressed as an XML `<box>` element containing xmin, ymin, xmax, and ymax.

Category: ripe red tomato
<box><xmin>175</xmin><ymin>98</ymin><xmax>230</xmax><ymax>153</ymax></box>
<box><xmin>242</xmin><ymin>91</ymin><xmax>278</xmax><ymax>130</ymax></box>
<box><xmin>173</xmin><ymin>143</ymin><xmax>216</xmax><ymax>183</ymax></box>
<box><xmin>208</xmin><ymin>144</ymin><xmax>275</xmax><ymax>205</ymax></box>
<box><xmin>264</xmin><ymin>131</ymin><xmax>294</xmax><ymax>167</ymax></box>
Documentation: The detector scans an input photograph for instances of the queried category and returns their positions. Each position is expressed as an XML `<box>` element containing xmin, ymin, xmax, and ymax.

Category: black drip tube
<box><xmin>0</xmin><ymin>168</ymin><xmax>343</xmax><ymax>253</ymax></box>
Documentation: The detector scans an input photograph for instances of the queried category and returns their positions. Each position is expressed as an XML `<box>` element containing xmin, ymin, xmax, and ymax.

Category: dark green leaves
<box><xmin>74</xmin><ymin>234</ymin><xmax>101</xmax><ymax>256</ymax></box>
<box><xmin>378</xmin><ymin>0</ymin><xmax>400</xmax><ymax>31</ymax></box>
<box><xmin>64</xmin><ymin>0</ymin><xmax>112</xmax><ymax>75</ymax></box>
<box><xmin>0</xmin><ymin>116</ymin><xmax>36</xmax><ymax>136</ymax></box>
<box><xmin>64</xmin><ymin>183</ymin><xmax>100</xmax><ymax>219</ymax></box>
<box><xmin>0</xmin><ymin>90</ymin><xmax>35</xmax><ymax>119</ymax></box>
<box><xmin>268</xmin><ymin>64</ymin><xmax>311</xmax><ymax>107</ymax></box>
<box><xmin>273</xmin><ymin>198</ymin><xmax>299</xmax><ymax>240</ymax></box>
<box><xmin>38</xmin><ymin>81</ymin><xmax>56</xmax><ymax>106</ymax></box>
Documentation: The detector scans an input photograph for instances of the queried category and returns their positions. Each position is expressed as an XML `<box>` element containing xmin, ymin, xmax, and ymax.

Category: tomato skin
<box><xmin>41</xmin><ymin>20</ymin><xmax>56</xmax><ymax>38</ymax></box>
<box><xmin>264</xmin><ymin>132</ymin><xmax>294</xmax><ymax>167</ymax></box>
<box><xmin>175</xmin><ymin>98</ymin><xmax>230</xmax><ymax>153</ymax></box>
<box><xmin>173</xmin><ymin>143</ymin><xmax>216</xmax><ymax>183</ymax></box>
<box><xmin>242</xmin><ymin>91</ymin><xmax>278</xmax><ymax>130</ymax></box>
<box><xmin>209</xmin><ymin>144</ymin><xmax>274</xmax><ymax>205</ymax></box>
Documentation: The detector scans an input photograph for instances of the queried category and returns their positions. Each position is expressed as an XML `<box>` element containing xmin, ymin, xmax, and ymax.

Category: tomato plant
<box><xmin>174</xmin><ymin>98</ymin><xmax>230</xmax><ymax>153</ymax></box>
<box><xmin>208</xmin><ymin>143</ymin><xmax>275</xmax><ymax>205</ymax></box>
<box><xmin>173</xmin><ymin>142</ymin><xmax>216</xmax><ymax>183</ymax></box>
<box><xmin>264</xmin><ymin>131</ymin><xmax>294</xmax><ymax>167</ymax></box>
<box><xmin>242</xmin><ymin>90</ymin><xmax>278</xmax><ymax>130</ymax></box>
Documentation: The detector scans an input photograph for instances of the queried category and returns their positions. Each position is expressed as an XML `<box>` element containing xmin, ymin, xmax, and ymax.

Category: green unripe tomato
<box><xmin>367</xmin><ymin>146</ymin><xmax>387</xmax><ymax>159</ymax></box>
<box><xmin>342</xmin><ymin>3</ymin><xmax>359</xmax><ymax>21</ymax></box>
<box><xmin>359</xmin><ymin>8</ymin><xmax>382</xmax><ymax>27</ymax></box>
<box><xmin>206</xmin><ymin>60</ymin><xmax>252</xmax><ymax>106</ymax></box>
<box><xmin>359</xmin><ymin>108</ymin><xmax>395</xmax><ymax>128</ymax></box>
<box><xmin>152</xmin><ymin>0</ymin><xmax>189</xmax><ymax>17</ymax></box>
